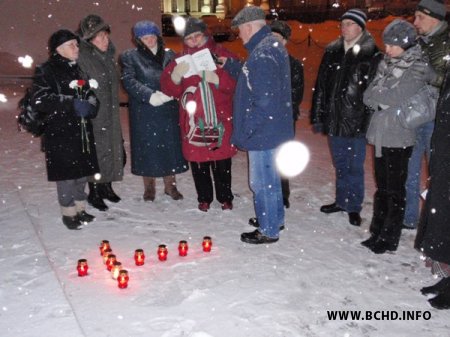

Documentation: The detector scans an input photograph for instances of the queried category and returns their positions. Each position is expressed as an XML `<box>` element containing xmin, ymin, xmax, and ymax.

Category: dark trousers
<box><xmin>370</xmin><ymin>146</ymin><xmax>413</xmax><ymax>247</ymax></box>
<box><xmin>190</xmin><ymin>158</ymin><xmax>233</xmax><ymax>204</ymax></box>
<box><xmin>329</xmin><ymin>136</ymin><xmax>367</xmax><ymax>213</ymax></box>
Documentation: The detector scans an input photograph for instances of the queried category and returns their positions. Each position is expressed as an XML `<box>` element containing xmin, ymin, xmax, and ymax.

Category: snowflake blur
<box><xmin>174</xmin><ymin>16</ymin><xmax>187</xmax><ymax>36</ymax></box>
<box><xmin>275</xmin><ymin>141</ymin><xmax>310</xmax><ymax>178</ymax></box>
<box><xmin>186</xmin><ymin>100</ymin><xmax>197</xmax><ymax>116</ymax></box>
<box><xmin>18</xmin><ymin>55</ymin><xmax>33</xmax><ymax>68</ymax></box>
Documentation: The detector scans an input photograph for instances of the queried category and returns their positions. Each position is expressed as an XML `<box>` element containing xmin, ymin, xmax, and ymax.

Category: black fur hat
<box><xmin>49</xmin><ymin>29</ymin><xmax>79</xmax><ymax>53</ymax></box>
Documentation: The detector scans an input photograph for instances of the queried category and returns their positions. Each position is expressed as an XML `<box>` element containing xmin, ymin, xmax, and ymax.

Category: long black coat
<box><xmin>31</xmin><ymin>53</ymin><xmax>99</xmax><ymax>181</ymax></box>
<box><xmin>310</xmin><ymin>30</ymin><xmax>381</xmax><ymax>137</ymax></box>
<box><xmin>415</xmin><ymin>67</ymin><xmax>450</xmax><ymax>265</ymax></box>
<box><xmin>120</xmin><ymin>39</ymin><xmax>188</xmax><ymax>177</ymax></box>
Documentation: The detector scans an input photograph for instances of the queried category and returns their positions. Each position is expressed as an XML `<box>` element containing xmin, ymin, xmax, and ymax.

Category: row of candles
<box><xmin>76</xmin><ymin>236</ymin><xmax>213</xmax><ymax>289</ymax></box>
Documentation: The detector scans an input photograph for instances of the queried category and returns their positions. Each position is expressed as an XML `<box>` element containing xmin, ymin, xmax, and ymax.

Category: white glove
<box><xmin>200</xmin><ymin>70</ymin><xmax>219</xmax><ymax>85</ymax></box>
<box><xmin>171</xmin><ymin>62</ymin><xmax>189</xmax><ymax>84</ymax></box>
<box><xmin>149</xmin><ymin>91</ymin><xmax>173</xmax><ymax>107</ymax></box>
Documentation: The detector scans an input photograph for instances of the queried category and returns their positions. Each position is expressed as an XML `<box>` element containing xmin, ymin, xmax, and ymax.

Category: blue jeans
<box><xmin>249</xmin><ymin>149</ymin><xmax>284</xmax><ymax>239</ymax></box>
<box><xmin>404</xmin><ymin>121</ymin><xmax>434</xmax><ymax>227</ymax></box>
<box><xmin>329</xmin><ymin>136</ymin><xmax>366</xmax><ymax>213</ymax></box>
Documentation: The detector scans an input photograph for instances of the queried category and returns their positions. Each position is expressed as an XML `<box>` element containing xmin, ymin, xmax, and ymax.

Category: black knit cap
<box><xmin>417</xmin><ymin>0</ymin><xmax>446</xmax><ymax>20</ymax></box>
<box><xmin>49</xmin><ymin>29</ymin><xmax>79</xmax><ymax>53</ymax></box>
<box><xmin>270</xmin><ymin>20</ymin><xmax>292</xmax><ymax>40</ymax></box>
<box><xmin>340</xmin><ymin>8</ymin><xmax>367</xmax><ymax>30</ymax></box>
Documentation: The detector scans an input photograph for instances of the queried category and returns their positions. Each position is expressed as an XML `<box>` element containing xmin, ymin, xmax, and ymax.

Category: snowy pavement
<box><xmin>1</xmin><ymin>86</ymin><xmax>450</xmax><ymax>336</ymax></box>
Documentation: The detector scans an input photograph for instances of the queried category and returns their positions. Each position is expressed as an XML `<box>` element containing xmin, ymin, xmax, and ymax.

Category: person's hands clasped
<box><xmin>200</xmin><ymin>70</ymin><xmax>219</xmax><ymax>86</ymax></box>
<box><xmin>171</xmin><ymin>62</ymin><xmax>189</xmax><ymax>84</ymax></box>
<box><xmin>73</xmin><ymin>98</ymin><xmax>97</xmax><ymax>118</ymax></box>
<box><xmin>149</xmin><ymin>90</ymin><xmax>173</xmax><ymax>107</ymax></box>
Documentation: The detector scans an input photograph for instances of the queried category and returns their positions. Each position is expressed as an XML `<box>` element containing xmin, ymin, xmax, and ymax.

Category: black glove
<box><xmin>73</xmin><ymin>98</ymin><xmax>96</xmax><ymax>118</ymax></box>
<box><xmin>312</xmin><ymin>123</ymin><xmax>323</xmax><ymax>134</ymax></box>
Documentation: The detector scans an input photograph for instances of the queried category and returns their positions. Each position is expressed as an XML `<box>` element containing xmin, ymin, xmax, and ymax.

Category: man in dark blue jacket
<box><xmin>224</xmin><ymin>6</ymin><xmax>293</xmax><ymax>244</ymax></box>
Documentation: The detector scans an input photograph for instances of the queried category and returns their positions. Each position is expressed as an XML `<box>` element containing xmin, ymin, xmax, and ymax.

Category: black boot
<box><xmin>62</xmin><ymin>216</ymin><xmax>82</xmax><ymax>230</ymax></box>
<box><xmin>77</xmin><ymin>211</ymin><xmax>95</xmax><ymax>223</ymax></box>
<box><xmin>428</xmin><ymin>279</ymin><xmax>450</xmax><ymax>309</ymax></box>
<box><xmin>101</xmin><ymin>182</ymin><xmax>121</xmax><ymax>203</ymax></box>
<box><xmin>370</xmin><ymin>239</ymin><xmax>397</xmax><ymax>254</ymax></box>
<box><xmin>88</xmin><ymin>182</ymin><xmax>108</xmax><ymax>211</ymax></box>
<box><xmin>361</xmin><ymin>234</ymin><xmax>378</xmax><ymax>249</ymax></box>
<box><xmin>421</xmin><ymin>277</ymin><xmax>450</xmax><ymax>296</ymax></box>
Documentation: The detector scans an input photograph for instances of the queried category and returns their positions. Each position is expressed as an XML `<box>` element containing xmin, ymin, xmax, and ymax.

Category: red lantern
<box><xmin>99</xmin><ymin>240</ymin><xmax>110</xmax><ymax>256</ymax></box>
<box><xmin>77</xmin><ymin>259</ymin><xmax>88</xmax><ymax>277</ymax></box>
<box><xmin>134</xmin><ymin>249</ymin><xmax>145</xmax><ymax>266</ymax></box>
<box><xmin>157</xmin><ymin>244</ymin><xmax>168</xmax><ymax>261</ymax></box>
<box><xmin>106</xmin><ymin>254</ymin><xmax>116</xmax><ymax>271</ymax></box>
<box><xmin>102</xmin><ymin>248</ymin><xmax>112</xmax><ymax>264</ymax></box>
<box><xmin>202</xmin><ymin>236</ymin><xmax>212</xmax><ymax>252</ymax></box>
<box><xmin>117</xmin><ymin>270</ymin><xmax>129</xmax><ymax>289</ymax></box>
<box><xmin>178</xmin><ymin>240</ymin><xmax>188</xmax><ymax>256</ymax></box>
<box><xmin>111</xmin><ymin>261</ymin><xmax>122</xmax><ymax>280</ymax></box>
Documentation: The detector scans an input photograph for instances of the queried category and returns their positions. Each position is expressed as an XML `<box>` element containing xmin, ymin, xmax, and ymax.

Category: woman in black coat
<box><xmin>31</xmin><ymin>29</ymin><xmax>99</xmax><ymax>229</ymax></box>
<box><xmin>121</xmin><ymin>21</ymin><xmax>187</xmax><ymax>202</ymax></box>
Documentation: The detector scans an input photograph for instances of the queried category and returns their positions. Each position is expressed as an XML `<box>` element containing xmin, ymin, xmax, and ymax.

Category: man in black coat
<box><xmin>310</xmin><ymin>9</ymin><xmax>380</xmax><ymax>227</ymax></box>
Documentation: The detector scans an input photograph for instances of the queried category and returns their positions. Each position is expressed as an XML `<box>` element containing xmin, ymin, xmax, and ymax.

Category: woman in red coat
<box><xmin>161</xmin><ymin>18</ymin><xmax>237</xmax><ymax>211</ymax></box>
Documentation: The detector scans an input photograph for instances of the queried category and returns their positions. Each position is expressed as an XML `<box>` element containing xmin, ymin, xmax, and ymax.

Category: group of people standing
<box><xmin>28</xmin><ymin>7</ymin><xmax>303</xmax><ymax>247</ymax></box>
<box><xmin>26</xmin><ymin>0</ymin><xmax>450</xmax><ymax>310</ymax></box>
<box><xmin>312</xmin><ymin>0</ymin><xmax>450</xmax><ymax>309</ymax></box>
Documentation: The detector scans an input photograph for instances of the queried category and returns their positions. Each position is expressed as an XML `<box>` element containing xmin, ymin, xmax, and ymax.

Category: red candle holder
<box><xmin>77</xmin><ymin>259</ymin><xmax>88</xmax><ymax>277</ymax></box>
<box><xmin>117</xmin><ymin>270</ymin><xmax>129</xmax><ymax>289</ymax></box>
<box><xmin>99</xmin><ymin>240</ymin><xmax>111</xmax><ymax>256</ymax></box>
<box><xmin>157</xmin><ymin>244</ymin><xmax>168</xmax><ymax>261</ymax></box>
<box><xmin>178</xmin><ymin>240</ymin><xmax>188</xmax><ymax>256</ymax></box>
<box><xmin>111</xmin><ymin>261</ymin><xmax>122</xmax><ymax>280</ymax></box>
<box><xmin>202</xmin><ymin>236</ymin><xmax>212</xmax><ymax>252</ymax></box>
<box><xmin>134</xmin><ymin>249</ymin><xmax>145</xmax><ymax>266</ymax></box>
<box><xmin>106</xmin><ymin>254</ymin><xmax>116</xmax><ymax>271</ymax></box>
<box><xmin>102</xmin><ymin>248</ymin><xmax>112</xmax><ymax>264</ymax></box>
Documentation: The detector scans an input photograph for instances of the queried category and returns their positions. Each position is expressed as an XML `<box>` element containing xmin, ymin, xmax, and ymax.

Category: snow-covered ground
<box><xmin>1</xmin><ymin>16</ymin><xmax>449</xmax><ymax>337</ymax></box>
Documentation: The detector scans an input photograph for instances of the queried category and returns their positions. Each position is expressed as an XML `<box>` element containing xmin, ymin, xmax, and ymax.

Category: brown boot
<box><xmin>163</xmin><ymin>175</ymin><xmax>183</xmax><ymax>200</ymax></box>
<box><xmin>143</xmin><ymin>177</ymin><xmax>156</xmax><ymax>201</ymax></box>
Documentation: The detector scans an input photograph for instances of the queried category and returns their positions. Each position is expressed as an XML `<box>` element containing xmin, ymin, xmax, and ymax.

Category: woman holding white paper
<box><xmin>161</xmin><ymin>17</ymin><xmax>238</xmax><ymax>212</ymax></box>
<box><xmin>121</xmin><ymin>21</ymin><xmax>188</xmax><ymax>202</ymax></box>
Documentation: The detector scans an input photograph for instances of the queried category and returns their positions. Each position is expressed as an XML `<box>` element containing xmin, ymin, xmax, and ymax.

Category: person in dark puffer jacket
<box><xmin>311</xmin><ymin>9</ymin><xmax>381</xmax><ymax>227</ymax></box>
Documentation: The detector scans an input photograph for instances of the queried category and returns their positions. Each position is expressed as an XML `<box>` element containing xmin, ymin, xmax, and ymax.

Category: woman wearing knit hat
<box><xmin>160</xmin><ymin>17</ymin><xmax>238</xmax><ymax>212</ymax></box>
<box><xmin>77</xmin><ymin>14</ymin><xmax>124</xmax><ymax>211</ymax></box>
<box><xmin>27</xmin><ymin>29</ymin><xmax>100</xmax><ymax>229</ymax></box>
<box><xmin>362</xmin><ymin>19</ymin><xmax>437</xmax><ymax>254</ymax></box>
<box><xmin>120</xmin><ymin>21</ymin><xmax>188</xmax><ymax>202</ymax></box>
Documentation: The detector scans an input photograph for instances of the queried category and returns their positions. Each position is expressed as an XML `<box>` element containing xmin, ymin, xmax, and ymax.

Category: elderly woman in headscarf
<box><xmin>77</xmin><ymin>14</ymin><xmax>124</xmax><ymax>211</ymax></box>
<box><xmin>30</xmin><ymin>29</ymin><xmax>99</xmax><ymax>229</ymax></box>
<box><xmin>120</xmin><ymin>21</ymin><xmax>188</xmax><ymax>201</ymax></box>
